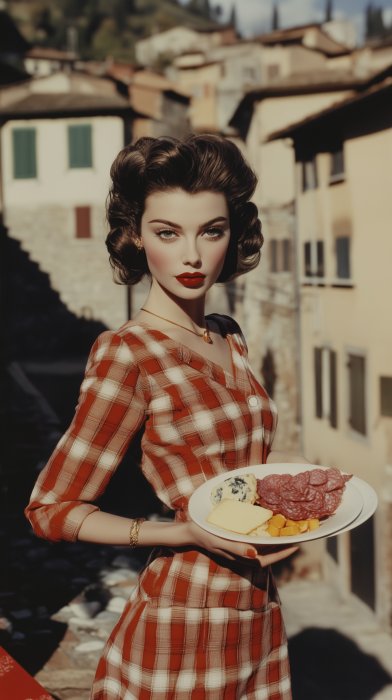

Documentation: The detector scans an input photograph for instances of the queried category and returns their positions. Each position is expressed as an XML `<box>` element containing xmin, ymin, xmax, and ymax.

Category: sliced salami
<box><xmin>326</xmin><ymin>468</ymin><xmax>345</xmax><ymax>492</ymax></box>
<box><xmin>309</xmin><ymin>469</ymin><xmax>328</xmax><ymax>486</ymax></box>
<box><xmin>256</xmin><ymin>466</ymin><xmax>352</xmax><ymax>521</ymax></box>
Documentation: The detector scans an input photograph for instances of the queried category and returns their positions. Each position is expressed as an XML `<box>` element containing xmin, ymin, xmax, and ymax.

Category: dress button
<box><xmin>248</xmin><ymin>395</ymin><xmax>258</xmax><ymax>407</ymax></box>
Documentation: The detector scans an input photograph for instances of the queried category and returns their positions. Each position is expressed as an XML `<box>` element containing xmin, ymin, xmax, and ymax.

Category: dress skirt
<box><xmin>90</xmin><ymin>589</ymin><xmax>292</xmax><ymax>700</ymax></box>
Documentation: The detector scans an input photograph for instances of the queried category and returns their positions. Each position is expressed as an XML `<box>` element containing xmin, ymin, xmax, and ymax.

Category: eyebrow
<box><xmin>147</xmin><ymin>216</ymin><xmax>228</xmax><ymax>228</ymax></box>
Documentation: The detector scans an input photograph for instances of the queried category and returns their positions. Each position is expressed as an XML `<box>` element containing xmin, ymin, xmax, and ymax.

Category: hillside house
<box><xmin>269</xmin><ymin>74</ymin><xmax>392</xmax><ymax>627</ymax></box>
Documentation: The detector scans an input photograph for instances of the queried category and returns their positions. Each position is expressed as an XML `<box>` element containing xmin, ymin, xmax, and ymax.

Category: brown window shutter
<box><xmin>314</xmin><ymin>347</ymin><xmax>322</xmax><ymax>418</ymax></box>
<box><xmin>348</xmin><ymin>354</ymin><xmax>366</xmax><ymax>435</ymax></box>
<box><xmin>330</xmin><ymin>350</ymin><xmax>337</xmax><ymax>428</ymax></box>
<box><xmin>75</xmin><ymin>207</ymin><xmax>91</xmax><ymax>238</ymax></box>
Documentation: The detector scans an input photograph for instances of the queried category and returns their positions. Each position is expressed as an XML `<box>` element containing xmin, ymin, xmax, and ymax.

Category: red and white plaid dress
<box><xmin>26</xmin><ymin>314</ymin><xmax>291</xmax><ymax>700</ymax></box>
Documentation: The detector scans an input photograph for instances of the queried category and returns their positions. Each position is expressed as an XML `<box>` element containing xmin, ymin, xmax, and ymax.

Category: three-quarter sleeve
<box><xmin>25</xmin><ymin>331</ymin><xmax>147</xmax><ymax>543</ymax></box>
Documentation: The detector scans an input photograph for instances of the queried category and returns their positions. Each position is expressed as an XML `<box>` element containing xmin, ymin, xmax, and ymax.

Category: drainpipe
<box><xmin>293</xmin><ymin>158</ymin><xmax>304</xmax><ymax>455</ymax></box>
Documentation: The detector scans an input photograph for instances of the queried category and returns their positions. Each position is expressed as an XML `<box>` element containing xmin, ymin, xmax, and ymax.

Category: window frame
<box><xmin>302</xmin><ymin>156</ymin><xmax>318</xmax><ymax>192</ymax></box>
<box><xmin>329</xmin><ymin>147</ymin><xmax>346</xmax><ymax>185</ymax></box>
<box><xmin>336</xmin><ymin>236</ymin><xmax>351</xmax><ymax>280</ymax></box>
<box><xmin>380</xmin><ymin>376</ymin><xmax>392</xmax><ymax>418</ymax></box>
<box><xmin>68</xmin><ymin>123</ymin><xmax>93</xmax><ymax>169</ymax></box>
<box><xmin>12</xmin><ymin>127</ymin><xmax>37</xmax><ymax>180</ymax></box>
<box><xmin>345</xmin><ymin>346</ymin><xmax>370</xmax><ymax>445</ymax></box>
<box><xmin>314</xmin><ymin>345</ymin><xmax>338</xmax><ymax>428</ymax></box>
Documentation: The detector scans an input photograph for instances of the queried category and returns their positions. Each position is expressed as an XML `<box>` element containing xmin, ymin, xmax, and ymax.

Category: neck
<box><xmin>142</xmin><ymin>279</ymin><xmax>206</xmax><ymax>328</ymax></box>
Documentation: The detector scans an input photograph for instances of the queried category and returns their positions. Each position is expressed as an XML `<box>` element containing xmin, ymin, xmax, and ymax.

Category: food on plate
<box><xmin>206</xmin><ymin>499</ymin><xmax>273</xmax><ymax>534</ymax></box>
<box><xmin>308</xmin><ymin>519</ymin><xmax>320</xmax><ymax>531</ymax></box>
<box><xmin>271</xmin><ymin>514</ymin><xmax>286</xmax><ymax>529</ymax></box>
<box><xmin>256</xmin><ymin>467</ymin><xmax>352</xmax><ymax>520</ymax></box>
<box><xmin>210</xmin><ymin>474</ymin><xmax>257</xmax><ymax>506</ymax></box>
<box><xmin>264</xmin><ymin>514</ymin><xmax>318</xmax><ymax>537</ymax></box>
<box><xmin>250</xmin><ymin>523</ymin><xmax>271</xmax><ymax>537</ymax></box>
<box><xmin>267</xmin><ymin>523</ymin><xmax>280</xmax><ymax>537</ymax></box>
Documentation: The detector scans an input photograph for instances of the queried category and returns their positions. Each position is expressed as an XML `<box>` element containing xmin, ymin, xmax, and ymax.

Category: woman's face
<box><xmin>140</xmin><ymin>189</ymin><xmax>230</xmax><ymax>298</ymax></box>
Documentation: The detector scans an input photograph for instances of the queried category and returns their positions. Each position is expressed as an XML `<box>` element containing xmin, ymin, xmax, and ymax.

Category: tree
<box><xmin>187</xmin><ymin>0</ymin><xmax>211</xmax><ymax>19</ymax></box>
<box><xmin>365</xmin><ymin>3</ymin><xmax>386</xmax><ymax>38</ymax></box>
<box><xmin>325</xmin><ymin>0</ymin><xmax>333</xmax><ymax>23</ymax></box>
<box><xmin>272</xmin><ymin>4</ymin><xmax>279</xmax><ymax>31</ymax></box>
<box><xmin>229</xmin><ymin>4</ymin><xmax>237</xmax><ymax>29</ymax></box>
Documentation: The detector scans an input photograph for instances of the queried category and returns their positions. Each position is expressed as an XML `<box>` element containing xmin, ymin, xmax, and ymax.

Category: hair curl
<box><xmin>106</xmin><ymin>134</ymin><xmax>263</xmax><ymax>286</ymax></box>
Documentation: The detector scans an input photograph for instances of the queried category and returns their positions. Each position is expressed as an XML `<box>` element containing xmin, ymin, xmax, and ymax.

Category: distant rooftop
<box><xmin>25</xmin><ymin>47</ymin><xmax>75</xmax><ymax>62</ymax></box>
<box><xmin>254</xmin><ymin>23</ymin><xmax>350</xmax><ymax>57</ymax></box>
<box><xmin>0</xmin><ymin>92</ymin><xmax>131</xmax><ymax>119</ymax></box>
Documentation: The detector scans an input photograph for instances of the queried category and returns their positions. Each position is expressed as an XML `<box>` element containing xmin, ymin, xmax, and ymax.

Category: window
<box><xmin>243</xmin><ymin>67</ymin><xmax>255</xmax><ymax>81</ymax></box>
<box><xmin>302</xmin><ymin>157</ymin><xmax>317</xmax><ymax>191</ymax></box>
<box><xmin>330</xmin><ymin>148</ymin><xmax>345</xmax><ymax>183</ymax></box>
<box><xmin>75</xmin><ymin>206</ymin><xmax>91</xmax><ymax>238</ymax></box>
<box><xmin>267</xmin><ymin>64</ymin><xmax>280</xmax><ymax>80</ymax></box>
<box><xmin>13</xmin><ymin>128</ymin><xmax>37</xmax><ymax>179</ymax></box>
<box><xmin>348</xmin><ymin>353</ymin><xmax>366</xmax><ymax>435</ymax></box>
<box><xmin>314</xmin><ymin>347</ymin><xmax>337</xmax><ymax>428</ymax></box>
<box><xmin>282</xmin><ymin>239</ymin><xmax>291</xmax><ymax>272</ymax></box>
<box><xmin>304</xmin><ymin>241</ymin><xmax>324</xmax><ymax>277</ymax></box>
<box><xmin>68</xmin><ymin>125</ymin><xmax>92</xmax><ymax>168</ymax></box>
<box><xmin>336</xmin><ymin>237</ymin><xmax>350</xmax><ymax>279</ymax></box>
<box><xmin>270</xmin><ymin>239</ymin><xmax>292</xmax><ymax>273</ymax></box>
<box><xmin>270</xmin><ymin>239</ymin><xmax>278</xmax><ymax>272</ymax></box>
<box><xmin>350</xmin><ymin>516</ymin><xmax>375</xmax><ymax>610</ymax></box>
<box><xmin>380</xmin><ymin>377</ymin><xmax>392</xmax><ymax>417</ymax></box>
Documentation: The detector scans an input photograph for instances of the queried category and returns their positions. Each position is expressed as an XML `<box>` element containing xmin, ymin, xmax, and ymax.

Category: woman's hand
<box><xmin>267</xmin><ymin>450</ymin><xmax>312</xmax><ymax>465</ymax></box>
<box><xmin>183</xmin><ymin>520</ymin><xmax>299</xmax><ymax>568</ymax></box>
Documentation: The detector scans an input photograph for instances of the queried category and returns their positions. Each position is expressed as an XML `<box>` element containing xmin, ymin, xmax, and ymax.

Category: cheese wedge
<box><xmin>207</xmin><ymin>499</ymin><xmax>273</xmax><ymax>535</ymax></box>
<box><xmin>210</xmin><ymin>473</ymin><xmax>257</xmax><ymax>506</ymax></box>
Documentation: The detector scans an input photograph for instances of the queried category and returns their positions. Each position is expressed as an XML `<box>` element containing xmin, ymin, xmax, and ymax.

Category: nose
<box><xmin>181</xmin><ymin>235</ymin><xmax>202</xmax><ymax>267</ymax></box>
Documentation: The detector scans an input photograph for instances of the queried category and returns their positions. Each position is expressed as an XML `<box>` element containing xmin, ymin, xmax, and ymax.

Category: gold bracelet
<box><xmin>129</xmin><ymin>517</ymin><xmax>146</xmax><ymax>549</ymax></box>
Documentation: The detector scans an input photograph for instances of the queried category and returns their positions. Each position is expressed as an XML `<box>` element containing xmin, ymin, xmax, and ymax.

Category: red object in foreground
<box><xmin>0</xmin><ymin>646</ymin><xmax>53</xmax><ymax>700</ymax></box>
<box><xmin>257</xmin><ymin>467</ymin><xmax>353</xmax><ymax>520</ymax></box>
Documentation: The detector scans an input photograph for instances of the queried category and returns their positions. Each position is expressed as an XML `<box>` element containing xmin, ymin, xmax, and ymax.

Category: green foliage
<box><xmin>8</xmin><ymin>0</ymin><xmax>219</xmax><ymax>62</ymax></box>
<box><xmin>365</xmin><ymin>3</ymin><xmax>392</xmax><ymax>38</ymax></box>
<box><xmin>325</xmin><ymin>0</ymin><xmax>332</xmax><ymax>23</ymax></box>
<box><xmin>272</xmin><ymin>4</ymin><xmax>279</xmax><ymax>31</ymax></box>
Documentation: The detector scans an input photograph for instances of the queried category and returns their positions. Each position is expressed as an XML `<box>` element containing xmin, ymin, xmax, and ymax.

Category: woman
<box><xmin>26</xmin><ymin>135</ymin><xmax>306</xmax><ymax>700</ymax></box>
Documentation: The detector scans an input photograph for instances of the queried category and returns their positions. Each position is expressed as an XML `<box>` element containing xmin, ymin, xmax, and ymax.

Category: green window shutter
<box><xmin>68</xmin><ymin>125</ymin><xmax>92</xmax><ymax>168</ymax></box>
<box><xmin>13</xmin><ymin>128</ymin><xmax>37</xmax><ymax>179</ymax></box>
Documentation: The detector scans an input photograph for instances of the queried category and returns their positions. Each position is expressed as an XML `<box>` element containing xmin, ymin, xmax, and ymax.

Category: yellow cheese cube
<box><xmin>308</xmin><ymin>519</ymin><xmax>319</xmax><ymax>530</ymax></box>
<box><xmin>271</xmin><ymin>514</ymin><xmax>286</xmax><ymax>529</ymax></box>
<box><xmin>280</xmin><ymin>525</ymin><xmax>300</xmax><ymax>536</ymax></box>
<box><xmin>267</xmin><ymin>524</ymin><xmax>281</xmax><ymax>537</ymax></box>
<box><xmin>206</xmin><ymin>499</ymin><xmax>273</xmax><ymax>535</ymax></box>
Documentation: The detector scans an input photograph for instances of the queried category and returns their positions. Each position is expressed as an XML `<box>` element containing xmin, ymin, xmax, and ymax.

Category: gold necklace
<box><xmin>140</xmin><ymin>308</ymin><xmax>212</xmax><ymax>344</ymax></box>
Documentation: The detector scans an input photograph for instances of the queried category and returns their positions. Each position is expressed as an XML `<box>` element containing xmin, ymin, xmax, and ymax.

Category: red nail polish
<box><xmin>247</xmin><ymin>548</ymin><xmax>257</xmax><ymax>558</ymax></box>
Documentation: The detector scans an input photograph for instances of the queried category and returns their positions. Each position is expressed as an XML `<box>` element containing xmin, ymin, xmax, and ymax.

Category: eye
<box><xmin>203</xmin><ymin>227</ymin><xmax>224</xmax><ymax>239</ymax></box>
<box><xmin>156</xmin><ymin>229</ymin><xmax>177</xmax><ymax>240</ymax></box>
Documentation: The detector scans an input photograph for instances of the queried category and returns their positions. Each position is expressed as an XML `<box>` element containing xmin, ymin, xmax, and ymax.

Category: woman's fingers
<box><xmin>256</xmin><ymin>545</ymin><xmax>300</xmax><ymax>567</ymax></box>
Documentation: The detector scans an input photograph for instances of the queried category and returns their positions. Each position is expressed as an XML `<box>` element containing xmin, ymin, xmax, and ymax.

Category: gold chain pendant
<box><xmin>203</xmin><ymin>329</ymin><xmax>212</xmax><ymax>343</ymax></box>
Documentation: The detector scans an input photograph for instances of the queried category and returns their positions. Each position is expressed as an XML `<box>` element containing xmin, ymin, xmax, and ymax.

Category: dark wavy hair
<box><xmin>106</xmin><ymin>134</ymin><xmax>263</xmax><ymax>286</ymax></box>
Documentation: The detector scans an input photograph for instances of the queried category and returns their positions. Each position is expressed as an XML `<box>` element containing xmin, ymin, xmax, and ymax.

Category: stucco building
<box><xmin>270</xmin><ymin>71</ymin><xmax>392</xmax><ymax>627</ymax></box>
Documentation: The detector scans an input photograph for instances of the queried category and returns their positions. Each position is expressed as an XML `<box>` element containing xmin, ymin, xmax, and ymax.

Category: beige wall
<box><xmin>297</xmin><ymin>127</ymin><xmax>392</xmax><ymax>623</ymax></box>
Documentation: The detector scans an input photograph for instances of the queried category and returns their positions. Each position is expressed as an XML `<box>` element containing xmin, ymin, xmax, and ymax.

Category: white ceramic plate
<box><xmin>188</xmin><ymin>463</ymin><xmax>364</xmax><ymax>545</ymax></box>
<box><xmin>325</xmin><ymin>475</ymin><xmax>378</xmax><ymax>538</ymax></box>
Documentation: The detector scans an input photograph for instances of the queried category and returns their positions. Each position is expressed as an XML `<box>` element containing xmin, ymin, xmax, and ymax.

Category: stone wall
<box><xmin>5</xmin><ymin>203</ymin><xmax>127</xmax><ymax>332</ymax></box>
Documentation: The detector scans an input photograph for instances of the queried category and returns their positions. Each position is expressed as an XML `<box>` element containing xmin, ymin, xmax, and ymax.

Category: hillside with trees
<box><xmin>7</xmin><ymin>0</ymin><xmax>223</xmax><ymax>63</ymax></box>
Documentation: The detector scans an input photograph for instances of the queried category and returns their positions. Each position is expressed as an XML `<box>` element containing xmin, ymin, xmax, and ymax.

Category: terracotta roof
<box><xmin>229</xmin><ymin>70</ymin><xmax>369</xmax><ymax>132</ymax></box>
<box><xmin>267</xmin><ymin>75</ymin><xmax>392</xmax><ymax>142</ymax></box>
<box><xmin>253</xmin><ymin>23</ymin><xmax>349</xmax><ymax>56</ymax></box>
<box><xmin>25</xmin><ymin>47</ymin><xmax>75</xmax><ymax>61</ymax></box>
<box><xmin>0</xmin><ymin>92</ymin><xmax>132</xmax><ymax>119</ymax></box>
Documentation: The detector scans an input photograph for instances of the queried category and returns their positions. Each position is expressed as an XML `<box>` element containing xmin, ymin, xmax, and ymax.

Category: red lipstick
<box><xmin>175</xmin><ymin>273</ymin><xmax>206</xmax><ymax>288</ymax></box>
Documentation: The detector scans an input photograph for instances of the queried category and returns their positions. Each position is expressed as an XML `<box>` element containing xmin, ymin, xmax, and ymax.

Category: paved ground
<box><xmin>279</xmin><ymin>580</ymin><xmax>392</xmax><ymax>700</ymax></box>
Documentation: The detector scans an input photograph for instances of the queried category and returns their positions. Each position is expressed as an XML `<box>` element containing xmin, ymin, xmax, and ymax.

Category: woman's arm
<box><xmin>78</xmin><ymin>509</ymin><xmax>299</xmax><ymax>569</ymax></box>
<box><xmin>25</xmin><ymin>332</ymin><xmax>146</xmax><ymax>543</ymax></box>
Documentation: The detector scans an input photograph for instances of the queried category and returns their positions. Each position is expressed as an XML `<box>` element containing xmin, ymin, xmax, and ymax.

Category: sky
<box><xmin>203</xmin><ymin>0</ymin><xmax>392</xmax><ymax>42</ymax></box>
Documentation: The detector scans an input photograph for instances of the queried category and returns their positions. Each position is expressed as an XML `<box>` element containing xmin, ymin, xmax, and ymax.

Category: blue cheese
<box><xmin>210</xmin><ymin>474</ymin><xmax>257</xmax><ymax>506</ymax></box>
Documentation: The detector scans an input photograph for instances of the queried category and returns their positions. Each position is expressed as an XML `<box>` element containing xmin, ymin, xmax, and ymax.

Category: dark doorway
<box><xmin>350</xmin><ymin>515</ymin><xmax>375</xmax><ymax>610</ymax></box>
